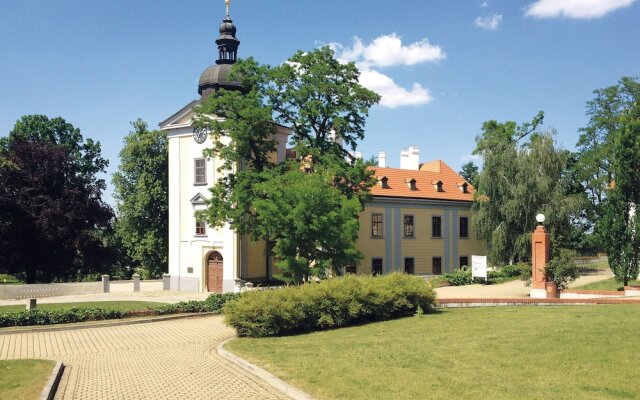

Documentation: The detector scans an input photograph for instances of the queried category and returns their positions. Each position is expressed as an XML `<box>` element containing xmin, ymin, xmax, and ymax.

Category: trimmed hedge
<box><xmin>223</xmin><ymin>273</ymin><xmax>437</xmax><ymax>338</ymax></box>
<box><xmin>438</xmin><ymin>263</ymin><xmax>529</xmax><ymax>286</ymax></box>
<box><xmin>0</xmin><ymin>293</ymin><xmax>239</xmax><ymax>328</ymax></box>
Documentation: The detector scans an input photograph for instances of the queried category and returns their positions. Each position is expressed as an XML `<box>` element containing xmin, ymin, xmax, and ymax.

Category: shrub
<box><xmin>440</xmin><ymin>269</ymin><xmax>473</xmax><ymax>286</ymax></box>
<box><xmin>546</xmin><ymin>249</ymin><xmax>580</xmax><ymax>289</ymax></box>
<box><xmin>0</xmin><ymin>293</ymin><xmax>240</xmax><ymax>327</ymax></box>
<box><xmin>223</xmin><ymin>273</ymin><xmax>437</xmax><ymax>338</ymax></box>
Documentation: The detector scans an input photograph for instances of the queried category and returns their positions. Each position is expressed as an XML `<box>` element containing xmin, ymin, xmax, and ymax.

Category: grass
<box><xmin>0</xmin><ymin>274</ymin><xmax>22</xmax><ymax>285</ymax></box>
<box><xmin>0</xmin><ymin>301</ymin><xmax>166</xmax><ymax>314</ymax></box>
<box><xmin>575</xmin><ymin>278</ymin><xmax>640</xmax><ymax>291</ymax></box>
<box><xmin>226</xmin><ymin>305</ymin><xmax>640</xmax><ymax>400</ymax></box>
<box><xmin>0</xmin><ymin>359</ymin><xmax>55</xmax><ymax>399</ymax></box>
<box><xmin>576</xmin><ymin>259</ymin><xmax>610</xmax><ymax>271</ymax></box>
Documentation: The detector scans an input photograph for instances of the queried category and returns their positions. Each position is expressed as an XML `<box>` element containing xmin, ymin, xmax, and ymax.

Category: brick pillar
<box><xmin>530</xmin><ymin>225</ymin><xmax>550</xmax><ymax>298</ymax></box>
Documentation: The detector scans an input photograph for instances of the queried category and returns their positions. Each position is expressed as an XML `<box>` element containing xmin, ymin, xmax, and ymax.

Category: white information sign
<box><xmin>471</xmin><ymin>255</ymin><xmax>488</xmax><ymax>281</ymax></box>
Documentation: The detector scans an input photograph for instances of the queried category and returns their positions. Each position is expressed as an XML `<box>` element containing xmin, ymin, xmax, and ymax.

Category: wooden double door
<box><xmin>207</xmin><ymin>251</ymin><xmax>223</xmax><ymax>293</ymax></box>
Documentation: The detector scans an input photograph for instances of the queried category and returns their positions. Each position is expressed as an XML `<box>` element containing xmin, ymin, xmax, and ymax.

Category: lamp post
<box><xmin>530</xmin><ymin>213</ymin><xmax>552</xmax><ymax>298</ymax></box>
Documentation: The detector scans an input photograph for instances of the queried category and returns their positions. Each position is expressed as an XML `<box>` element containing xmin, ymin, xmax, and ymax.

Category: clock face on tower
<box><xmin>192</xmin><ymin>126</ymin><xmax>208</xmax><ymax>144</ymax></box>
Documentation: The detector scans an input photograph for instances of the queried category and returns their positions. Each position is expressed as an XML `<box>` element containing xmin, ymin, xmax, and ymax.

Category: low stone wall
<box><xmin>110</xmin><ymin>280</ymin><xmax>163</xmax><ymax>293</ymax></box>
<box><xmin>0</xmin><ymin>279</ymin><xmax>164</xmax><ymax>300</ymax></box>
<box><xmin>560</xmin><ymin>289</ymin><xmax>622</xmax><ymax>299</ymax></box>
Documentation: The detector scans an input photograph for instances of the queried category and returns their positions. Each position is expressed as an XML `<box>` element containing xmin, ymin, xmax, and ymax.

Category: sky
<box><xmin>1</xmin><ymin>0</ymin><xmax>639</xmax><ymax>206</ymax></box>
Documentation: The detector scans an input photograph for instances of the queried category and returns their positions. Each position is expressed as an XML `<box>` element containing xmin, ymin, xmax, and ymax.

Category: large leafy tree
<box><xmin>196</xmin><ymin>47</ymin><xmax>380</xmax><ymax>283</ymax></box>
<box><xmin>0</xmin><ymin>115</ymin><xmax>114</xmax><ymax>283</ymax></box>
<box><xmin>574</xmin><ymin>76</ymin><xmax>640</xmax><ymax>245</ymax></box>
<box><xmin>600</xmin><ymin>95</ymin><xmax>640</xmax><ymax>285</ymax></box>
<box><xmin>472</xmin><ymin>112</ymin><xmax>585</xmax><ymax>265</ymax></box>
<box><xmin>112</xmin><ymin>120</ymin><xmax>168</xmax><ymax>278</ymax></box>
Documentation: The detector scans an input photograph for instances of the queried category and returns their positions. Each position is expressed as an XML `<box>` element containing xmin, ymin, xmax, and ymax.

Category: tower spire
<box><xmin>215</xmin><ymin>0</ymin><xmax>239</xmax><ymax>65</ymax></box>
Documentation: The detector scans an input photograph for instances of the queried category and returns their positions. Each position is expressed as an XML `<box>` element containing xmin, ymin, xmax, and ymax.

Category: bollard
<box><xmin>27</xmin><ymin>298</ymin><xmax>37</xmax><ymax>310</ymax></box>
<box><xmin>162</xmin><ymin>274</ymin><xmax>171</xmax><ymax>291</ymax></box>
<box><xmin>102</xmin><ymin>275</ymin><xmax>110</xmax><ymax>293</ymax></box>
<box><xmin>133</xmin><ymin>273</ymin><xmax>141</xmax><ymax>292</ymax></box>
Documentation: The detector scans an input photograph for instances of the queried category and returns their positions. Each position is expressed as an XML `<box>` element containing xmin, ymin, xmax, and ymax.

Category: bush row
<box><xmin>0</xmin><ymin>293</ymin><xmax>239</xmax><ymax>328</ymax></box>
<box><xmin>439</xmin><ymin>263</ymin><xmax>529</xmax><ymax>286</ymax></box>
<box><xmin>223</xmin><ymin>273</ymin><xmax>437</xmax><ymax>338</ymax></box>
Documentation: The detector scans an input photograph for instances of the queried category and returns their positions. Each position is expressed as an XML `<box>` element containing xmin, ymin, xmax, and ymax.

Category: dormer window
<box><xmin>406</xmin><ymin>178</ymin><xmax>417</xmax><ymax>191</ymax></box>
<box><xmin>432</xmin><ymin>180</ymin><xmax>444</xmax><ymax>192</ymax></box>
<box><xmin>380</xmin><ymin>176</ymin><xmax>389</xmax><ymax>189</ymax></box>
<box><xmin>458</xmin><ymin>182</ymin><xmax>469</xmax><ymax>194</ymax></box>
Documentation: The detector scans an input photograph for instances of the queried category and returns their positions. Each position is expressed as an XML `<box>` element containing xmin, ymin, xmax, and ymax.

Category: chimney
<box><xmin>400</xmin><ymin>146</ymin><xmax>420</xmax><ymax>170</ymax></box>
<box><xmin>378</xmin><ymin>151</ymin><xmax>387</xmax><ymax>168</ymax></box>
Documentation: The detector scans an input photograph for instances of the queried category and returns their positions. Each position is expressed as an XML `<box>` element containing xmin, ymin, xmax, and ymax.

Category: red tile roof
<box><xmin>369</xmin><ymin>160</ymin><xmax>475</xmax><ymax>202</ymax></box>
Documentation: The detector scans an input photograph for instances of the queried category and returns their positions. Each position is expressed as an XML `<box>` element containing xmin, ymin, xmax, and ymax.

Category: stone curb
<box><xmin>0</xmin><ymin>311</ymin><xmax>217</xmax><ymax>335</ymax></box>
<box><xmin>39</xmin><ymin>361</ymin><xmax>64</xmax><ymax>400</ymax></box>
<box><xmin>217</xmin><ymin>338</ymin><xmax>314</xmax><ymax>400</ymax></box>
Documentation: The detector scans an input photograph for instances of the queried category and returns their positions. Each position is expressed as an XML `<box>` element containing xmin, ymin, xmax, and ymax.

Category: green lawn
<box><xmin>0</xmin><ymin>274</ymin><xmax>22</xmax><ymax>285</ymax></box>
<box><xmin>575</xmin><ymin>278</ymin><xmax>640</xmax><ymax>291</ymax></box>
<box><xmin>227</xmin><ymin>305</ymin><xmax>640</xmax><ymax>400</ymax></box>
<box><xmin>0</xmin><ymin>301</ymin><xmax>166</xmax><ymax>314</ymax></box>
<box><xmin>0</xmin><ymin>359</ymin><xmax>55</xmax><ymax>399</ymax></box>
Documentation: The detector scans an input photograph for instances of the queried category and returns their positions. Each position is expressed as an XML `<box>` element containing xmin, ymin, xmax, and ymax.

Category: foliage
<box><xmin>223</xmin><ymin>273</ymin><xmax>437</xmax><ymax>338</ymax></box>
<box><xmin>0</xmin><ymin>115</ymin><xmax>114</xmax><ymax>283</ymax></box>
<box><xmin>545</xmin><ymin>248</ymin><xmax>580</xmax><ymax>289</ymax></box>
<box><xmin>439</xmin><ymin>263</ymin><xmax>527</xmax><ymax>286</ymax></box>
<box><xmin>197</xmin><ymin>47</ymin><xmax>380</xmax><ymax>283</ymax></box>
<box><xmin>574</xmin><ymin>76</ymin><xmax>640</xmax><ymax>247</ymax></box>
<box><xmin>600</xmin><ymin>93</ymin><xmax>640</xmax><ymax>286</ymax></box>
<box><xmin>459</xmin><ymin>161</ymin><xmax>479</xmax><ymax>188</ymax></box>
<box><xmin>112</xmin><ymin>120</ymin><xmax>169</xmax><ymax>278</ymax></box>
<box><xmin>0</xmin><ymin>293</ymin><xmax>238</xmax><ymax>327</ymax></box>
<box><xmin>472</xmin><ymin>112</ymin><xmax>585</xmax><ymax>265</ymax></box>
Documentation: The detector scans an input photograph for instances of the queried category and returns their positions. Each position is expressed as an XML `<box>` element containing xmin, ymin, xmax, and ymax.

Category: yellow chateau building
<box><xmin>160</xmin><ymin>3</ymin><xmax>485</xmax><ymax>292</ymax></box>
<box><xmin>356</xmin><ymin>148</ymin><xmax>485</xmax><ymax>276</ymax></box>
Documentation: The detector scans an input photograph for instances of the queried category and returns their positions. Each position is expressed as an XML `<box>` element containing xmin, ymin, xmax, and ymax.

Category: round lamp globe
<box><xmin>535</xmin><ymin>213</ymin><xmax>545</xmax><ymax>224</ymax></box>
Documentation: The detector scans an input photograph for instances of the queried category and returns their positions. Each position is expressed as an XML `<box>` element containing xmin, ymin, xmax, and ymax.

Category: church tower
<box><xmin>159</xmin><ymin>1</ymin><xmax>290</xmax><ymax>293</ymax></box>
<box><xmin>198</xmin><ymin>0</ymin><xmax>243</xmax><ymax>98</ymax></box>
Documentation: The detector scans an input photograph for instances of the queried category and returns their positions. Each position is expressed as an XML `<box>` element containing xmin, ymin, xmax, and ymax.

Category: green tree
<box><xmin>0</xmin><ymin>115</ymin><xmax>114</xmax><ymax>283</ymax></box>
<box><xmin>472</xmin><ymin>112</ymin><xmax>584</xmax><ymax>265</ymax></box>
<box><xmin>574</xmin><ymin>76</ymin><xmax>640</xmax><ymax>246</ymax></box>
<box><xmin>601</xmin><ymin>97</ymin><xmax>640</xmax><ymax>285</ymax></box>
<box><xmin>112</xmin><ymin>120</ymin><xmax>168</xmax><ymax>278</ymax></box>
<box><xmin>197</xmin><ymin>47</ymin><xmax>379</xmax><ymax>282</ymax></box>
<box><xmin>459</xmin><ymin>161</ymin><xmax>479</xmax><ymax>188</ymax></box>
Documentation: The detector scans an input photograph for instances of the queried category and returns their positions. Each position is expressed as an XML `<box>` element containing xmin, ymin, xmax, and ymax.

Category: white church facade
<box><xmin>160</xmin><ymin>3</ymin><xmax>289</xmax><ymax>292</ymax></box>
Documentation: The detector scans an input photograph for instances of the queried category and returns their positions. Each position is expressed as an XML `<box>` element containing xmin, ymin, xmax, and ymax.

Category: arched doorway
<box><xmin>206</xmin><ymin>251</ymin><xmax>223</xmax><ymax>293</ymax></box>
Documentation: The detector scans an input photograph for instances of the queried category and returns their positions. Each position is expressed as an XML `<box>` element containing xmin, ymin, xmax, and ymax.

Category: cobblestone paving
<box><xmin>0</xmin><ymin>315</ymin><xmax>289</xmax><ymax>399</ymax></box>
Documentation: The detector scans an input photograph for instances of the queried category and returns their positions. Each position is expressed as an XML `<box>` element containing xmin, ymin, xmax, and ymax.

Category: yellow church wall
<box><xmin>246</xmin><ymin>240</ymin><xmax>267</xmax><ymax>280</ymax></box>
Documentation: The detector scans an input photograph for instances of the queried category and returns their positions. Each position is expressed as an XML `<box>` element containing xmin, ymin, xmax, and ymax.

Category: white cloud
<box><xmin>359</xmin><ymin>69</ymin><xmax>432</xmax><ymax>108</ymax></box>
<box><xmin>329</xmin><ymin>34</ymin><xmax>444</xmax><ymax>108</ymax></box>
<box><xmin>475</xmin><ymin>14</ymin><xmax>503</xmax><ymax>30</ymax></box>
<box><xmin>481</xmin><ymin>1</ymin><xmax>489</xmax><ymax>7</ymax></box>
<box><xmin>335</xmin><ymin>34</ymin><xmax>446</xmax><ymax>68</ymax></box>
<box><xmin>525</xmin><ymin>0</ymin><xmax>636</xmax><ymax>19</ymax></box>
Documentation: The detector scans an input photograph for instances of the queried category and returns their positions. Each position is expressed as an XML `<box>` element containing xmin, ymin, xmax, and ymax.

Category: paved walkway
<box><xmin>435</xmin><ymin>268</ymin><xmax>613</xmax><ymax>299</ymax></box>
<box><xmin>0</xmin><ymin>315</ymin><xmax>289</xmax><ymax>400</ymax></box>
<box><xmin>0</xmin><ymin>290</ymin><xmax>210</xmax><ymax>307</ymax></box>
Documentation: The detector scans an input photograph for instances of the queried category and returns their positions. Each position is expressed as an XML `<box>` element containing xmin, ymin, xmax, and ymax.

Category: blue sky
<box><xmin>1</xmin><ymin>0</ymin><xmax>639</xmax><ymax>206</ymax></box>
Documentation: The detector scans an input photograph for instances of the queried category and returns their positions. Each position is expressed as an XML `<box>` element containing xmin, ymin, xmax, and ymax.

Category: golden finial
<box><xmin>225</xmin><ymin>0</ymin><xmax>230</xmax><ymax>16</ymax></box>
